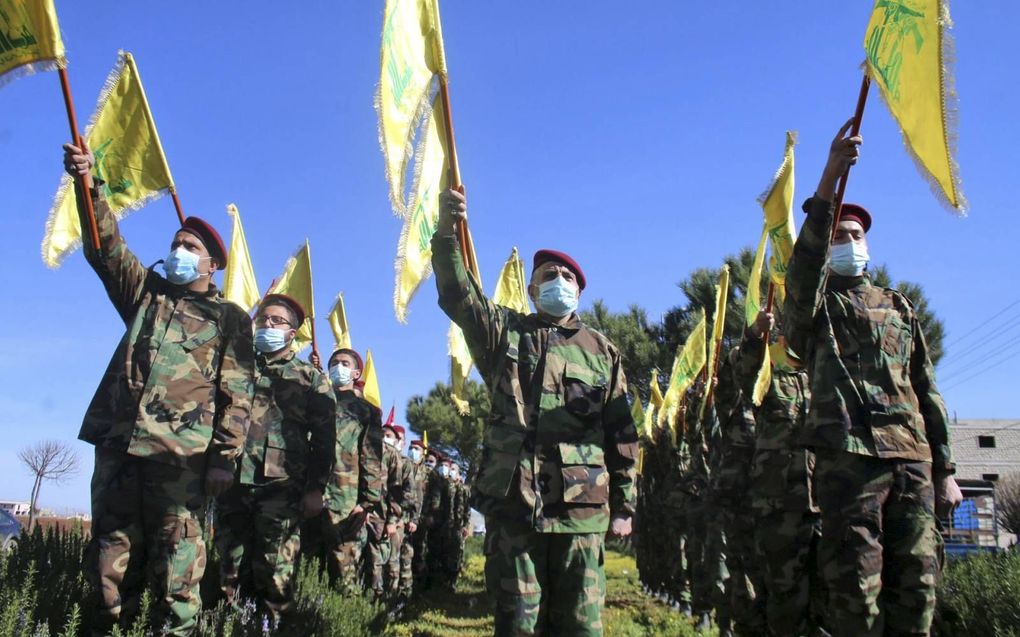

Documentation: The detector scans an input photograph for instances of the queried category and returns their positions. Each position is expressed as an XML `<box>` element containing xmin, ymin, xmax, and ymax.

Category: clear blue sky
<box><xmin>1</xmin><ymin>2</ymin><xmax>1017</xmax><ymax>511</ymax></box>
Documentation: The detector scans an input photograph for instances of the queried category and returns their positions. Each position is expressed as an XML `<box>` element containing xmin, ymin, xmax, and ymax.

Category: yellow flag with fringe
<box><xmin>393</xmin><ymin>94</ymin><xmax>449</xmax><ymax>322</ymax></box>
<box><xmin>864</xmin><ymin>0</ymin><xmax>965</xmax><ymax>212</ymax></box>
<box><xmin>658</xmin><ymin>311</ymin><xmax>707</xmax><ymax>431</ymax></box>
<box><xmin>328</xmin><ymin>293</ymin><xmax>352</xmax><ymax>350</ymax></box>
<box><xmin>492</xmin><ymin>247</ymin><xmax>530</xmax><ymax>314</ymax></box>
<box><xmin>759</xmin><ymin>131</ymin><xmax>796</xmax><ymax>305</ymax></box>
<box><xmin>269</xmin><ymin>240</ymin><xmax>315</xmax><ymax>352</ymax></box>
<box><xmin>362</xmin><ymin>349</ymin><xmax>382</xmax><ymax>409</ymax></box>
<box><xmin>376</xmin><ymin>0</ymin><xmax>447</xmax><ymax>216</ymax></box>
<box><xmin>630</xmin><ymin>386</ymin><xmax>645</xmax><ymax>437</ymax></box>
<box><xmin>700</xmin><ymin>266</ymin><xmax>730</xmax><ymax>419</ymax></box>
<box><xmin>0</xmin><ymin>0</ymin><xmax>66</xmax><ymax>85</ymax></box>
<box><xmin>223</xmin><ymin>204</ymin><xmax>259</xmax><ymax>312</ymax></box>
<box><xmin>746</xmin><ymin>227</ymin><xmax>772</xmax><ymax>406</ymax></box>
<box><xmin>42</xmin><ymin>51</ymin><xmax>175</xmax><ymax>268</ymax></box>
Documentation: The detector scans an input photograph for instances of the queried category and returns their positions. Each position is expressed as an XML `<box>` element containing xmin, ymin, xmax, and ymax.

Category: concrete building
<box><xmin>0</xmin><ymin>501</ymin><xmax>31</xmax><ymax>516</ymax></box>
<box><xmin>948</xmin><ymin>418</ymin><xmax>1020</xmax><ymax>483</ymax></box>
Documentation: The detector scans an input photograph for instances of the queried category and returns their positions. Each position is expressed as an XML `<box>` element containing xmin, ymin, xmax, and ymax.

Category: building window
<box><xmin>983</xmin><ymin>473</ymin><xmax>999</xmax><ymax>482</ymax></box>
<box><xmin>978</xmin><ymin>435</ymin><xmax>996</xmax><ymax>448</ymax></box>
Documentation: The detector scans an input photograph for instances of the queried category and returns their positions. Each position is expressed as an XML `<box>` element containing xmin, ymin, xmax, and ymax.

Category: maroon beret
<box><xmin>838</xmin><ymin>203</ymin><xmax>872</xmax><ymax>233</ymax></box>
<box><xmin>179</xmin><ymin>217</ymin><xmax>227</xmax><ymax>265</ymax></box>
<box><xmin>533</xmin><ymin>249</ymin><xmax>586</xmax><ymax>290</ymax></box>
<box><xmin>409</xmin><ymin>439</ymin><xmax>426</xmax><ymax>449</ymax></box>
<box><xmin>391</xmin><ymin>424</ymin><xmax>406</xmax><ymax>437</ymax></box>
<box><xmin>426</xmin><ymin>448</ymin><xmax>444</xmax><ymax>461</ymax></box>
<box><xmin>260</xmin><ymin>293</ymin><xmax>306</xmax><ymax>326</ymax></box>
<box><xmin>330</xmin><ymin>348</ymin><xmax>364</xmax><ymax>371</ymax></box>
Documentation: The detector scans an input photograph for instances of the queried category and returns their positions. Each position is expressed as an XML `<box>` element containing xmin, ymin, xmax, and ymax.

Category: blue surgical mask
<box><xmin>830</xmin><ymin>241</ymin><xmax>869</xmax><ymax>277</ymax></box>
<box><xmin>163</xmin><ymin>247</ymin><xmax>207</xmax><ymax>285</ymax></box>
<box><xmin>254</xmin><ymin>328</ymin><xmax>288</xmax><ymax>353</ymax></box>
<box><xmin>411</xmin><ymin>448</ymin><xmax>423</xmax><ymax>463</ymax></box>
<box><xmin>329</xmin><ymin>364</ymin><xmax>353</xmax><ymax>387</ymax></box>
<box><xmin>536</xmin><ymin>277</ymin><xmax>578</xmax><ymax>317</ymax></box>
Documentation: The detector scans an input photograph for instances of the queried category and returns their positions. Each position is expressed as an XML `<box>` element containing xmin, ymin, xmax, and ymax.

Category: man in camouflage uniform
<box><xmin>314</xmin><ymin>347</ymin><xmax>384</xmax><ymax>592</ymax></box>
<box><xmin>433</xmin><ymin>189</ymin><xmax>638</xmax><ymax>637</ymax></box>
<box><xmin>683</xmin><ymin>394</ymin><xmax>728</xmax><ymax>632</ymax></box>
<box><xmin>710</xmin><ymin>348</ymin><xmax>767</xmax><ymax>636</ymax></box>
<box><xmin>424</xmin><ymin>456</ymin><xmax>455</xmax><ymax>589</ymax></box>
<box><xmin>385</xmin><ymin>425</ymin><xmax>418</xmax><ymax>601</ymax></box>
<box><xmin>398</xmin><ymin>438</ymin><xmax>429</xmax><ymax>600</ymax></box>
<box><xmin>440</xmin><ymin>464</ymin><xmax>472</xmax><ymax>589</ymax></box>
<box><xmin>366</xmin><ymin>422</ymin><xmax>407</xmax><ymax>601</ymax></box>
<box><xmin>738</xmin><ymin>310</ymin><xmax>826</xmax><ymax>636</ymax></box>
<box><xmin>64</xmin><ymin>144</ymin><xmax>254</xmax><ymax>636</ymax></box>
<box><xmin>783</xmin><ymin>120</ymin><xmax>962</xmax><ymax>636</ymax></box>
<box><xmin>215</xmin><ymin>295</ymin><xmax>335</xmax><ymax>620</ymax></box>
<box><xmin>414</xmin><ymin>447</ymin><xmax>446</xmax><ymax>592</ymax></box>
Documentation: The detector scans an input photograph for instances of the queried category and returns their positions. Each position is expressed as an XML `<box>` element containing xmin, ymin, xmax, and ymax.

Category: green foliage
<box><xmin>935</xmin><ymin>549</ymin><xmax>1020</xmax><ymax>636</ymax></box>
<box><xmin>581</xmin><ymin>301</ymin><xmax>667</xmax><ymax>401</ymax></box>
<box><xmin>406</xmin><ymin>380</ymin><xmax>490</xmax><ymax>471</ymax></box>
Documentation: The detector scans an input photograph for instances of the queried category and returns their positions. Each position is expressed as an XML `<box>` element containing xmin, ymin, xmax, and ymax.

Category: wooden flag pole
<box><xmin>58</xmin><ymin>68</ymin><xmax>101</xmax><ymax>252</ymax></box>
<box><xmin>765</xmin><ymin>282</ymin><xmax>776</xmax><ymax>314</ymax></box>
<box><xmin>831</xmin><ymin>74</ymin><xmax>872</xmax><ymax>241</ymax></box>
<box><xmin>438</xmin><ymin>75</ymin><xmax>479</xmax><ymax>277</ymax></box>
<box><xmin>170</xmin><ymin>188</ymin><xmax>186</xmax><ymax>225</ymax></box>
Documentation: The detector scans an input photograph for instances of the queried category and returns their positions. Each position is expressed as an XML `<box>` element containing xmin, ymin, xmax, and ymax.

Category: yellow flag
<box><xmin>630</xmin><ymin>386</ymin><xmax>645</xmax><ymax>437</ymax></box>
<box><xmin>222</xmin><ymin>204</ymin><xmax>259</xmax><ymax>312</ymax></box>
<box><xmin>864</xmin><ymin>0</ymin><xmax>965</xmax><ymax>212</ymax></box>
<box><xmin>269</xmin><ymin>240</ymin><xmax>315</xmax><ymax>352</ymax></box>
<box><xmin>699</xmin><ymin>266</ymin><xmax>730</xmax><ymax>419</ymax></box>
<box><xmin>42</xmin><ymin>51</ymin><xmax>175</xmax><ymax>268</ymax></box>
<box><xmin>492</xmin><ymin>247</ymin><xmax>530</xmax><ymax>314</ymax></box>
<box><xmin>393</xmin><ymin>94</ymin><xmax>449</xmax><ymax>322</ymax></box>
<box><xmin>646</xmin><ymin>371</ymin><xmax>664</xmax><ymax>435</ymax></box>
<box><xmin>423</xmin><ymin>429</ymin><xmax>429</xmax><ymax>450</ymax></box>
<box><xmin>362</xmin><ymin>349</ymin><xmax>382</xmax><ymax>409</ymax></box>
<box><xmin>0</xmin><ymin>0</ymin><xmax>66</xmax><ymax>85</ymax></box>
<box><xmin>328</xmin><ymin>293</ymin><xmax>352</xmax><ymax>350</ymax></box>
<box><xmin>658</xmin><ymin>311</ymin><xmax>708</xmax><ymax>431</ymax></box>
<box><xmin>643</xmin><ymin>403</ymin><xmax>656</xmax><ymax>441</ymax></box>
<box><xmin>758</xmin><ymin>131</ymin><xmax>797</xmax><ymax>302</ymax></box>
<box><xmin>637</xmin><ymin>446</ymin><xmax>645</xmax><ymax>476</ymax></box>
<box><xmin>376</xmin><ymin>0</ymin><xmax>448</xmax><ymax>216</ymax></box>
<box><xmin>746</xmin><ymin>227</ymin><xmax>772</xmax><ymax>406</ymax></box>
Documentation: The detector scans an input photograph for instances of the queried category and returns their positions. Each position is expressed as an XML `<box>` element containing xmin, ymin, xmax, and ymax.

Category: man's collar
<box><xmin>259</xmin><ymin>347</ymin><xmax>296</xmax><ymax>366</ymax></box>
<box><xmin>827</xmin><ymin>272</ymin><xmax>870</xmax><ymax>291</ymax></box>
<box><xmin>531</xmin><ymin>311</ymin><xmax>583</xmax><ymax>331</ymax></box>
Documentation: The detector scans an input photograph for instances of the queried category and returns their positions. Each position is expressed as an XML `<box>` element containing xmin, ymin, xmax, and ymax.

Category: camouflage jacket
<box><xmin>420</xmin><ymin>467</ymin><xmax>446</xmax><ymax>528</ymax></box>
<box><xmin>74</xmin><ymin>184</ymin><xmax>253</xmax><ymax>474</ymax></box>
<box><xmin>405</xmin><ymin>460</ymin><xmax>429</xmax><ymax>526</ymax></box>
<box><xmin>382</xmin><ymin>445</ymin><xmax>407</xmax><ymax>525</ymax></box>
<box><xmin>707</xmin><ymin>351</ymin><xmax>756</xmax><ymax>506</ymax></box>
<box><xmin>238</xmin><ymin>350</ymin><xmax>336</xmax><ymax>491</ymax></box>
<box><xmin>784</xmin><ymin>197</ymin><xmax>953</xmax><ymax>474</ymax></box>
<box><xmin>450</xmin><ymin>482</ymin><xmax>472</xmax><ymax>536</ymax></box>
<box><xmin>432</xmin><ymin>233</ymin><xmax>639</xmax><ymax>533</ymax></box>
<box><xmin>324</xmin><ymin>390</ymin><xmax>384</xmax><ymax>516</ymax></box>
<box><xmin>736</xmin><ymin>332</ymin><xmax>816</xmax><ymax>512</ymax></box>
<box><xmin>395</xmin><ymin>452</ymin><xmax>419</xmax><ymax>525</ymax></box>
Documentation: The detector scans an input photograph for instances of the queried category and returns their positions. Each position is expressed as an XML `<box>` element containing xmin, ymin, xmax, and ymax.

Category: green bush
<box><xmin>935</xmin><ymin>549</ymin><xmax>1020</xmax><ymax>637</ymax></box>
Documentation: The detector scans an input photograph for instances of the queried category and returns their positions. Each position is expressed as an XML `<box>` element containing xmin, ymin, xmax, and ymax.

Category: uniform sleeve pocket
<box><xmin>559</xmin><ymin>442</ymin><xmax>609</xmax><ymax>505</ymax></box>
<box><xmin>180</xmin><ymin>322</ymin><xmax>220</xmax><ymax>352</ymax></box>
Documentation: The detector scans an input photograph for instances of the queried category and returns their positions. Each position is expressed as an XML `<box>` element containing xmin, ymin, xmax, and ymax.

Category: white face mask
<box><xmin>536</xmin><ymin>277</ymin><xmax>579</xmax><ymax>317</ymax></box>
<box><xmin>384</xmin><ymin>435</ymin><xmax>398</xmax><ymax>449</ymax></box>
<box><xmin>830</xmin><ymin>241</ymin><xmax>869</xmax><ymax>276</ymax></box>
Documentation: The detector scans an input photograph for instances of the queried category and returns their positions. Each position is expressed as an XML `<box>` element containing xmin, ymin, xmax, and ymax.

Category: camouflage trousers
<box><xmin>385</xmin><ymin>522</ymin><xmax>406</xmax><ymax>595</ymax></box>
<box><xmin>753</xmin><ymin>506</ymin><xmax>826</xmax><ymax>637</ymax></box>
<box><xmin>443</xmin><ymin>530</ymin><xmax>467</xmax><ymax>587</ymax></box>
<box><xmin>85</xmin><ymin>447</ymin><xmax>207</xmax><ymax>637</ymax></box>
<box><xmin>662</xmin><ymin>491</ymin><xmax>691</xmax><ymax>604</ymax></box>
<box><xmin>397</xmin><ymin>524</ymin><xmax>416</xmax><ymax>597</ymax></box>
<box><xmin>215</xmin><ymin>479</ymin><xmax>303</xmax><ymax>619</ymax></box>
<box><xmin>815</xmin><ymin>450</ymin><xmax>938</xmax><ymax>637</ymax></box>
<box><xmin>322</xmin><ymin>509</ymin><xmax>368</xmax><ymax>592</ymax></box>
<box><xmin>685</xmin><ymin>499</ymin><xmax>728</xmax><ymax>616</ymax></box>
<box><xmin>483</xmin><ymin>515</ymin><xmax>606</xmax><ymax>637</ymax></box>
<box><xmin>364</xmin><ymin>515</ymin><xmax>392</xmax><ymax>597</ymax></box>
<box><xmin>718</xmin><ymin>504</ymin><xmax>768</xmax><ymax>635</ymax></box>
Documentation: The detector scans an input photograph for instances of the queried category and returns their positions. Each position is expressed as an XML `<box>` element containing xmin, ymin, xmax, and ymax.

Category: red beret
<box><xmin>391</xmin><ymin>425</ymin><xmax>406</xmax><ymax>437</ymax></box>
<box><xmin>409</xmin><ymin>439</ymin><xmax>425</xmax><ymax>449</ymax></box>
<box><xmin>838</xmin><ymin>203</ymin><xmax>872</xmax><ymax>233</ymax></box>
<box><xmin>179</xmin><ymin>217</ymin><xmax>227</xmax><ymax>265</ymax></box>
<box><xmin>259</xmin><ymin>294</ymin><xmax>306</xmax><ymax>326</ymax></box>
<box><xmin>329</xmin><ymin>348</ymin><xmax>363</xmax><ymax>371</ymax></box>
<box><xmin>533</xmin><ymin>249</ymin><xmax>586</xmax><ymax>290</ymax></box>
<box><xmin>426</xmin><ymin>448</ymin><xmax>444</xmax><ymax>461</ymax></box>
<box><xmin>382</xmin><ymin>423</ymin><xmax>397</xmax><ymax>434</ymax></box>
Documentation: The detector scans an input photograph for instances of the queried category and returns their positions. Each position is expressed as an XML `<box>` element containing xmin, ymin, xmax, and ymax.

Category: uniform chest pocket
<box><xmin>878</xmin><ymin>312</ymin><xmax>912</xmax><ymax>363</ymax></box>
<box><xmin>179</xmin><ymin>321</ymin><xmax>220</xmax><ymax>353</ymax></box>
<box><xmin>563</xmin><ymin>369</ymin><xmax>607</xmax><ymax>419</ymax></box>
<box><xmin>559</xmin><ymin>442</ymin><xmax>609</xmax><ymax>505</ymax></box>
